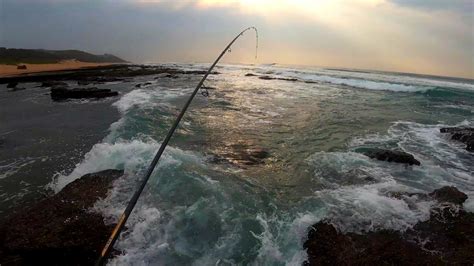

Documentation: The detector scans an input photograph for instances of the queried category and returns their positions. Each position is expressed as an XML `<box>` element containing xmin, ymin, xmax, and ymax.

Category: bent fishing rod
<box><xmin>96</xmin><ymin>26</ymin><xmax>258</xmax><ymax>265</ymax></box>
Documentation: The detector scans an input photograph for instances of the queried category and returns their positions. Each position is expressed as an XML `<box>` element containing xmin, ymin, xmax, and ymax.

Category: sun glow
<box><xmin>195</xmin><ymin>0</ymin><xmax>385</xmax><ymax>23</ymax></box>
<box><xmin>136</xmin><ymin>0</ymin><xmax>385</xmax><ymax>23</ymax></box>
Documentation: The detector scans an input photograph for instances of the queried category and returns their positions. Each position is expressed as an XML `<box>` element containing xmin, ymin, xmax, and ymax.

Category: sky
<box><xmin>0</xmin><ymin>0</ymin><xmax>473</xmax><ymax>78</ymax></box>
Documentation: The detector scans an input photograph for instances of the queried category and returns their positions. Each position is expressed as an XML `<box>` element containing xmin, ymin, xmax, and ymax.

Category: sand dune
<box><xmin>0</xmin><ymin>60</ymin><xmax>117</xmax><ymax>77</ymax></box>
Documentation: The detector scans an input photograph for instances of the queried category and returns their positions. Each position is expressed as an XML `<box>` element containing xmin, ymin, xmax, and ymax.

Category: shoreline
<box><xmin>0</xmin><ymin>61</ymin><xmax>121</xmax><ymax>78</ymax></box>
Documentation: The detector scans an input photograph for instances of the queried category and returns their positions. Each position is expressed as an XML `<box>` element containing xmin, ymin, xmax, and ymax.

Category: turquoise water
<box><xmin>52</xmin><ymin>64</ymin><xmax>474</xmax><ymax>265</ymax></box>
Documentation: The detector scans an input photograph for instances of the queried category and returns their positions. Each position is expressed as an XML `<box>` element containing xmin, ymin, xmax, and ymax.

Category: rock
<box><xmin>304</xmin><ymin>187</ymin><xmax>474</xmax><ymax>265</ymax></box>
<box><xmin>77</xmin><ymin>80</ymin><xmax>90</xmax><ymax>86</ymax></box>
<box><xmin>259</xmin><ymin>75</ymin><xmax>274</xmax><ymax>80</ymax></box>
<box><xmin>411</xmin><ymin>209</ymin><xmax>474</xmax><ymax>264</ymax></box>
<box><xmin>304</xmin><ymin>222</ymin><xmax>444</xmax><ymax>265</ymax></box>
<box><xmin>135</xmin><ymin>82</ymin><xmax>153</xmax><ymax>88</ymax></box>
<box><xmin>164</xmin><ymin>74</ymin><xmax>179</xmax><ymax>79</ymax></box>
<box><xmin>51</xmin><ymin>87</ymin><xmax>119</xmax><ymax>101</ymax></box>
<box><xmin>364</xmin><ymin>149</ymin><xmax>421</xmax><ymax>165</ymax></box>
<box><xmin>429</xmin><ymin>186</ymin><xmax>467</xmax><ymax>205</ymax></box>
<box><xmin>245</xmin><ymin>73</ymin><xmax>258</xmax><ymax>77</ymax></box>
<box><xmin>0</xmin><ymin>64</ymin><xmax>219</xmax><ymax>85</ymax></box>
<box><xmin>0</xmin><ymin>169</ymin><xmax>123</xmax><ymax>265</ymax></box>
<box><xmin>40</xmin><ymin>81</ymin><xmax>68</xmax><ymax>88</ymax></box>
<box><xmin>17</xmin><ymin>65</ymin><xmax>27</xmax><ymax>70</ymax></box>
<box><xmin>258</xmin><ymin>75</ymin><xmax>298</xmax><ymax>82</ymax></box>
<box><xmin>183</xmin><ymin>70</ymin><xmax>220</xmax><ymax>75</ymax></box>
<box><xmin>440</xmin><ymin>127</ymin><xmax>474</xmax><ymax>152</ymax></box>
<box><xmin>7</xmin><ymin>82</ymin><xmax>18</xmax><ymax>88</ymax></box>
<box><xmin>209</xmin><ymin>145</ymin><xmax>270</xmax><ymax>166</ymax></box>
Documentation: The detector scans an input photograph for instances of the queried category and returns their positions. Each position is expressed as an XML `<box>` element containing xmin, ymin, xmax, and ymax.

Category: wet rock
<box><xmin>135</xmin><ymin>82</ymin><xmax>153</xmax><ymax>88</ymax></box>
<box><xmin>245</xmin><ymin>73</ymin><xmax>258</xmax><ymax>77</ymax></box>
<box><xmin>40</xmin><ymin>81</ymin><xmax>68</xmax><ymax>88</ymax></box>
<box><xmin>0</xmin><ymin>64</ymin><xmax>220</xmax><ymax>85</ymax></box>
<box><xmin>429</xmin><ymin>186</ymin><xmax>467</xmax><ymax>205</ymax></box>
<box><xmin>258</xmin><ymin>75</ymin><xmax>298</xmax><ymax>82</ymax></box>
<box><xmin>210</xmin><ymin>145</ymin><xmax>270</xmax><ymax>166</ymax></box>
<box><xmin>183</xmin><ymin>70</ymin><xmax>220</xmax><ymax>75</ymax></box>
<box><xmin>258</xmin><ymin>75</ymin><xmax>274</xmax><ymax>80</ymax></box>
<box><xmin>51</xmin><ymin>87</ymin><xmax>118</xmax><ymax>101</ymax></box>
<box><xmin>304</xmin><ymin>222</ymin><xmax>443</xmax><ymax>265</ymax></box>
<box><xmin>304</xmin><ymin>187</ymin><xmax>474</xmax><ymax>265</ymax></box>
<box><xmin>7</xmin><ymin>82</ymin><xmax>18</xmax><ymax>88</ymax></box>
<box><xmin>88</xmin><ymin>77</ymin><xmax>124</xmax><ymax>84</ymax></box>
<box><xmin>411</xmin><ymin>209</ymin><xmax>474</xmax><ymax>264</ymax></box>
<box><xmin>364</xmin><ymin>149</ymin><xmax>421</xmax><ymax>165</ymax></box>
<box><xmin>77</xmin><ymin>80</ymin><xmax>90</xmax><ymax>86</ymax></box>
<box><xmin>164</xmin><ymin>73</ymin><xmax>179</xmax><ymax>79</ymax></box>
<box><xmin>440</xmin><ymin>127</ymin><xmax>474</xmax><ymax>152</ymax></box>
<box><xmin>0</xmin><ymin>169</ymin><xmax>123</xmax><ymax>265</ymax></box>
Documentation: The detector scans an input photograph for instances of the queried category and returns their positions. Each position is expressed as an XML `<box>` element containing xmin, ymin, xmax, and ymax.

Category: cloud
<box><xmin>390</xmin><ymin>0</ymin><xmax>473</xmax><ymax>15</ymax></box>
<box><xmin>0</xmin><ymin>0</ymin><xmax>472</xmax><ymax>78</ymax></box>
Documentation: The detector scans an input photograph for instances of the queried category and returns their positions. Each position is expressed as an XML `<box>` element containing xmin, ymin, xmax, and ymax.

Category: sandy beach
<box><xmin>0</xmin><ymin>60</ymin><xmax>117</xmax><ymax>77</ymax></box>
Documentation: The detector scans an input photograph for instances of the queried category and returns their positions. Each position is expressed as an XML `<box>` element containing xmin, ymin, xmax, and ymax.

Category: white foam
<box><xmin>48</xmin><ymin>138</ymin><xmax>200</xmax><ymax>193</ymax></box>
<box><xmin>264</xmin><ymin>65</ymin><xmax>474</xmax><ymax>93</ymax></box>
<box><xmin>350</xmin><ymin>120</ymin><xmax>474</xmax><ymax>190</ymax></box>
<box><xmin>304</xmin><ymin>74</ymin><xmax>430</xmax><ymax>92</ymax></box>
<box><xmin>315</xmin><ymin>181</ymin><xmax>434</xmax><ymax>232</ymax></box>
<box><xmin>113</xmin><ymin>89</ymin><xmax>158</xmax><ymax>113</ymax></box>
<box><xmin>0</xmin><ymin>157</ymin><xmax>38</xmax><ymax>179</ymax></box>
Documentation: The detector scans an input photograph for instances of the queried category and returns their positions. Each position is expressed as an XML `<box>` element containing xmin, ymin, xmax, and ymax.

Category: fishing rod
<box><xmin>96</xmin><ymin>26</ymin><xmax>258</xmax><ymax>265</ymax></box>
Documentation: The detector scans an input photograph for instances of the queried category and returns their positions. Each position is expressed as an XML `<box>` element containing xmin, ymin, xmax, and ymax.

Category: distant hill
<box><xmin>0</xmin><ymin>48</ymin><xmax>127</xmax><ymax>65</ymax></box>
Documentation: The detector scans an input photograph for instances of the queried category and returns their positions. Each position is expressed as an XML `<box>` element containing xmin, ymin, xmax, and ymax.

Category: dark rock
<box><xmin>258</xmin><ymin>75</ymin><xmax>298</xmax><ymax>82</ymax></box>
<box><xmin>0</xmin><ymin>64</ymin><xmax>218</xmax><ymax>85</ymax></box>
<box><xmin>88</xmin><ymin>77</ymin><xmax>124</xmax><ymax>84</ymax></box>
<box><xmin>304</xmin><ymin>187</ymin><xmax>474</xmax><ymax>265</ymax></box>
<box><xmin>164</xmin><ymin>74</ymin><xmax>179</xmax><ymax>79</ymax></box>
<box><xmin>51</xmin><ymin>87</ymin><xmax>118</xmax><ymax>101</ymax></box>
<box><xmin>40</xmin><ymin>81</ymin><xmax>68</xmax><ymax>88</ymax></box>
<box><xmin>209</xmin><ymin>144</ymin><xmax>270</xmax><ymax>167</ymax></box>
<box><xmin>304</xmin><ymin>222</ymin><xmax>442</xmax><ymax>266</ymax></box>
<box><xmin>183</xmin><ymin>70</ymin><xmax>220</xmax><ymax>75</ymax></box>
<box><xmin>135</xmin><ymin>82</ymin><xmax>153</xmax><ymax>88</ymax></box>
<box><xmin>7</xmin><ymin>82</ymin><xmax>18</xmax><ymax>88</ymax></box>
<box><xmin>429</xmin><ymin>186</ymin><xmax>467</xmax><ymax>205</ymax></box>
<box><xmin>245</xmin><ymin>73</ymin><xmax>258</xmax><ymax>77</ymax></box>
<box><xmin>17</xmin><ymin>65</ymin><xmax>27</xmax><ymax>70</ymax></box>
<box><xmin>77</xmin><ymin>80</ymin><xmax>90</xmax><ymax>86</ymax></box>
<box><xmin>440</xmin><ymin>127</ymin><xmax>474</xmax><ymax>152</ymax></box>
<box><xmin>411</xmin><ymin>209</ymin><xmax>474</xmax><ymax>264</ymax></box>
<box><xmin>364</xmin><ymin>176</ymin><xmax>377</xmax><ymax>182</ymax></box>
<box><xmin>259</xmin><ymin>75</ymin><xmax>274</xmax><ymax>80</ymax></box>
<box><xmin>364</xmin><ymin>149</ymin><xmax>421</xmax><ymax>165</ymax></box>
<box><xmin>0</xmin><ymin>169</ymin><xmax>123</xmax><ymax>265</ymax></box>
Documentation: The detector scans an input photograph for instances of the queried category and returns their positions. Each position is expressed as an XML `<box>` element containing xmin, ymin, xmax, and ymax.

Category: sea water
<box><xmin>47</xmin><ymin>63</ymin><xmax>474</xmax><ymax>265</ymax></box>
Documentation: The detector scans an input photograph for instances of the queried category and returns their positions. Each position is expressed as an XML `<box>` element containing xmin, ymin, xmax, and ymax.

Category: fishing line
<box><xmin>96</xmin><ymin>26</ymin><xmax>258</xmax><ymax>265</ymax></box>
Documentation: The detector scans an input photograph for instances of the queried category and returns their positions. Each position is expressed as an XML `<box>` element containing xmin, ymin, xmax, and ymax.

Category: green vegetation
<box><xmin>0</xmin><ymin>47</ymin><xmax>127</xmax><ymax>65</ymax></box>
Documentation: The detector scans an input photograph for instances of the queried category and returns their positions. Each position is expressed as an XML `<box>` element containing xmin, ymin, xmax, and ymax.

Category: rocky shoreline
<box><xmin>304</xmin><ymin>186</ymin><xmax>473</xmax><ymax>265</ymax></box>
<box><xmin>0</xmin><ymin>170</ymin><xmax>123</xmax><ymax>265</ymax></box>
<box><xmin>1</xmin><ymin>168</ymin><xmax>472</xmax><ymax>265</ymax></box>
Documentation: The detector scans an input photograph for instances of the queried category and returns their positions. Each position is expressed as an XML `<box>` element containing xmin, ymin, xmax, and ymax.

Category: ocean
<box><xmin>1</xmin><ymin>63</ymin><xmax>473</xmax><ymax>265</ymax></box>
